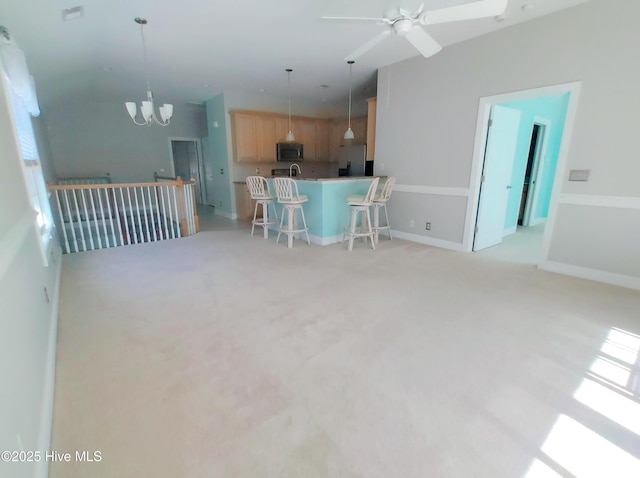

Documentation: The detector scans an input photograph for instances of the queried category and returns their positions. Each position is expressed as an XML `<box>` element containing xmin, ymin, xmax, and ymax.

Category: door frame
<box><xmin>463</xmin><ymin>81</ymin><xmax>582</xmax><ymax>266</ymax></box>
<box><xmin>522</xmin><ymin>117</ymin><xmax>551</xmax><ymax>227</ymax></box>
<box><xmin>167</xmin><ymin>137</ymin><xmax>206</xmax><ymax>204</ymax></box>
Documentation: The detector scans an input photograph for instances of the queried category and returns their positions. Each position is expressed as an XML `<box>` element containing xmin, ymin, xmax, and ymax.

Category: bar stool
<box><xmin>246</xmin><ymin>176</ymin><xmax>278</xmax><ymax>238</ymax></box>
<box><xmin>342</xmin><ymin>177</ymin><xmax>380</xmax><ymax>252</ymax></box>
<box><xmin>273</xmin><ymin>177</ymin><xmax>310</xmax><ymax>248</ymax></box>
<box><xmin>372</xmin><ymin>176</ymin><xmax>396</xmax><ymax>243</ymax></box>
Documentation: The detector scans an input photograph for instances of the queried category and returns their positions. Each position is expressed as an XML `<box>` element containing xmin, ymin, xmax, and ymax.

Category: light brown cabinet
<box><xmin>366</xmin><ymin>97</ymin><xmax>377</xmax><ymax>161</ymax></box>
<box><xmin>231</xmin><ymin>112</ymin><xmax>259</xmax><ymax>162</ymax></box>
<box><xmin>231</xmin><ymin>110</ymin><xmax>332</xmax><ymax>163</ymax></box>
<box><xmin>234</xmin><ymin>182</ymin><xmax>260</xmax><ymax>220</ymax></box>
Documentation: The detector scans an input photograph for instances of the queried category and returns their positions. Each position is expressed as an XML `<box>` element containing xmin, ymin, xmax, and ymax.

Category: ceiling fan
<box><xmin>322</xmin><ymin>0</ymin><xmax>508</xmax><ymax>60</ymax></box>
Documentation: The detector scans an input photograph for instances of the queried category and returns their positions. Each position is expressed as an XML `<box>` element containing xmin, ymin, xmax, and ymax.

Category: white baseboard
<box><xmin>539</xmin><ymin>260</ymin><xmax>640</xmax><ymax>291</ymax></box>
<box><xmin>214</xmin><ymin>209</ymin><xmax>237</xmax><ymax>220</ymax></box>
<box><xmin>34</xmin><ymin>249</ymin><xmax>62</xmax><ymax>478</ymax></box>
<box><xmin>503</xmin><ymin>226</ymin><xmax>517</xmax><ymax>236</ymax></box>
<box><xmin>528</xmin><ymin>217</ymin><xmax>546</xmax><ymax>226</ymax></box>
<box><xmin>390</xmin><ymin>230</ymin><xmax>466</xmax><ymax>252</ymax></box>
<box><xmin>308</xmin><ymin>233</ymin><xmax>341</xmax><ymax>246</ymax></box>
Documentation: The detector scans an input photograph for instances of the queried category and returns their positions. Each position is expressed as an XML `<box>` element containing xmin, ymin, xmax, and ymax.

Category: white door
<box><xmin>473</xmin><ymin>105</ymin><xmax>521</xmax><ymax>251</ymax></box>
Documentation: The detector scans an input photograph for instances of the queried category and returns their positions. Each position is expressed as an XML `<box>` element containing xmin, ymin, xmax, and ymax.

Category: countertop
<box><xmin>234</xmin><ymin>176</ymin><xmax>379</xmax><ymax>184</ymax></box>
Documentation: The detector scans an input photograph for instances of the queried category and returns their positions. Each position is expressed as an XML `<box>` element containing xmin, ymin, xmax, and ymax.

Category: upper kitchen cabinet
<box><xmin>257</xmin><ymin>115</ymin><xmax>277</xmax><ymax>162</ymax></box>
<box><xmin>231</xmin><ymin>111</ymin><xmax>259</xmax><ymax>162</ymax></box>
<box><xmin>316</xmin><ymin>120</ymin><xmax>329</xmax><ymax>162</ymax></box>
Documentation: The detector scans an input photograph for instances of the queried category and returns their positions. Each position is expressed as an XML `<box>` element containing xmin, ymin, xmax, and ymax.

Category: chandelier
<box><xmin>125</xmin><ymin>18</ymin><xmax>173</xmax><ymax>126</ymax></box>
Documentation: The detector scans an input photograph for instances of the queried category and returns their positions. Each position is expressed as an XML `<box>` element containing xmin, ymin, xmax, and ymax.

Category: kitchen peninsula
<box><xmin>266</xmin><ymin>177</ymin><xmax>379</xmax><ymax>245</ymax></box>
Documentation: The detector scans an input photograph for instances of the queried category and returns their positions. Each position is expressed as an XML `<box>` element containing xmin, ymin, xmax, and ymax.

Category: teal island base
<box><xmin>266</xmin><ymin>177</ymin><xmax>379</xmax><ymax>245</ymax></box>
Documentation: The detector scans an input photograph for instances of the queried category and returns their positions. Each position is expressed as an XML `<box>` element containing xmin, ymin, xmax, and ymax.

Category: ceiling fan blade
<box><xmin>320</xmin><ymin>16</ymin><xmax>388</xmax><ymax>24</ymax></box>
<box><xmin>422</xmin><ymin>0</ymin><xmax>508</xmax><ymax>25</ymax></box>
<box><xmin>345</xmin><ymin>30</ymin><xmax>392</xmax><ymax>61</ymax></box>
<box><xmin>404</xmin><ymin>27</ymin><xmax>442</xmax><ymax>58</ymax></box>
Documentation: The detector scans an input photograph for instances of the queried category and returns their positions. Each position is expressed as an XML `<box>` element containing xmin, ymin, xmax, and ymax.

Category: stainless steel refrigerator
<box><xmin>337</xmin><ymin>144</ymin><xmax>370</xmax><ymax>177</ymax></box>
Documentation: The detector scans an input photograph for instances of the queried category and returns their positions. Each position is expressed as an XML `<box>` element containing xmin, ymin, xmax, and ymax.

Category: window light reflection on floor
<box><xmin>524</xmin><ymin>327</ymin><xmax>640</xmax><ymax>478</ymax></box>
<box><xmin>540</xmin><ymin>415</ymin><xmax>640</xmax><ymax>478</ymax></box>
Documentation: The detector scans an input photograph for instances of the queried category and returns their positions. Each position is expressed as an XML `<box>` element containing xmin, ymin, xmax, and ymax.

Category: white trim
<box><xmin>393</xmin><ymin>185</ymin><xmax>469</xmax><ymax>196</ymax></box>
<box><xmin>539</xmin><ymin>260</ymin><xmax>640</xmax><ymax>291</ymax></box>
<box><xmin>34</xmin><ymin>251</ymin><xmax>62</xmax><ymax>478</ymax></box>
<box><xmin>465</xmin><ymin>81</ymin><xmax>583</xmax><ymax>254</ymax></box>
<box><xmin>308</xmin><ymin>233</ymin><xmax>342</xmax><ymax>246</ymax></box>
<box><xmin>503</xmin><ymin>226</ymin><xmax>517</xmax><ymax>236</ymax></box>
<box><xmin>558</xmin><ymin>194</ymin><xmax>640</xmax><ymax>210</ymax></box>
<box><xmin>391</xmin><ymin>230</ymin><xmax>466</xmax><ymax>251</ymax></box>
<box><xmin>0</xmin><ymin>210</ymin><xmax>35</xmax><ymax>280</ymax></box>
<box><xmin>215</xmin><ymin>209</ymin><xmax>237</xmax><ymax>220</ymax></box>
<box><xmin>529</xmin><ymin>217</ymin><xmax>546</xmax><ymax>226</ymax></box>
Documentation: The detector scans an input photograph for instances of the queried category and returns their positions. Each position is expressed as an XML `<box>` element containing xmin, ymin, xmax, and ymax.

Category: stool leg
<box><xmin>287</xmin><ymin>206</ymin><xmax>294</xmax><ymax>249</ymax></box>
<box><xmin>276</xmin><ymin>205</ymin><xmax>285</xmax><ymax>244</ymax></box>
<box><xmin>373</xmin><ymin>204</ymin><xmax>380</xmax><ymax>244</ymax></box>
<box><xmin>251</xmin><ymin>200</ymin><xmax>259</xmax><ymax>236</ymax></box>
<box><xmin>384</xmin><ymin>203</ymin><xmax>391</xmax><ymax>240</ymax></box>
<box><xmin>299</xmin><ymin>206</ymin><xmax>310</xmax><ymax>245</ymax></box>
<box><xmin>348</xmin><ymin>208</ymin><xmax>357</xmax><ymax>252</ymax></box>
<box><xmin>366</xmin><ymin>207</ymin><xmax>375</xmax><ymax>250</ymax></box>
<box><xmin>262</xmin><ymin>201</ymin><xmax>269</xmax><ymax>239</ymax></box>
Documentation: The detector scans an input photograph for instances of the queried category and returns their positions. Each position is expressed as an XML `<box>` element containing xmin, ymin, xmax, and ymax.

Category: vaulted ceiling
<box><xmin>0</xmin><ymin>0</ymin><xmax>590</xmax><ymax>110</ymax></box>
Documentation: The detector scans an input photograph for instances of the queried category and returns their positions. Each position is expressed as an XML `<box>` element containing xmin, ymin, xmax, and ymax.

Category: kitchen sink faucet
<box><xmin>290</xmin><ymin>164</ymin><xmax>301</xmax><ymax>177</ymax></box>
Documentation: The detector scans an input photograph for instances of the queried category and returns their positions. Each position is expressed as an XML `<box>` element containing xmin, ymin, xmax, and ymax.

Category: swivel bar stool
<box><xmin>273</xmin><ymin>177</ymin><xmax>310</xmax><ymax>248</ymax></box>
<box><xmin>372</xmin><ymin>176</ymin><xmax>396</xmax><ymax>243</ymax></box>
<box><xmin>246</xmin><ymin>176</ymin><xmax>278</xmax><ymax>238</ymax></box>
<box><xmin>342</xmin><ymin>177</ymin><xmax>380</xmax><ymax>252</ymax></box>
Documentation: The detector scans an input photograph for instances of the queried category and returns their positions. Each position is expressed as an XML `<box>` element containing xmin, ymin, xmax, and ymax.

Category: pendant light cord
<box><xmin>138</xmin><ymin>19</ymin><xmax>152</xmax><ymax>93</ymax></box>
<box><xmin>287</xmin><ymin>68</ymin><xmax>292</xmax><ymax>132</ymax></box>
<box><xmin>347</xmin><ymin>61</ymin><xmax>354</xmax><ymax>129</ymax></box>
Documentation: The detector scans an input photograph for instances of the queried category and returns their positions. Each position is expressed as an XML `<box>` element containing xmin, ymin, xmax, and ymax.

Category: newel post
<box><xmin>175</xmin><ymin>177</ymin><xmax>188</xmax><ymax>236</ymax></box>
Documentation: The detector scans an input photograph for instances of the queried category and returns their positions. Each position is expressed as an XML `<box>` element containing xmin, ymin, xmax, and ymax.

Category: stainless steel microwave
<box><xmin>276</xmin><ymin>142</ymin><xmax>303</xmax><ymax>161</ymax></box>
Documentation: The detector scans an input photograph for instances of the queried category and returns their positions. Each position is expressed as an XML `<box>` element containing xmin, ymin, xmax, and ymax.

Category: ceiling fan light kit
<box><xmin>324</xmin><ymin>0</ymin><xmax>509</xmax><ymax>61</ymax></box>
<box><xmin>125</xmin><ymin>17</ymin><xmax>173</xmax><ymax>127</ymax></box>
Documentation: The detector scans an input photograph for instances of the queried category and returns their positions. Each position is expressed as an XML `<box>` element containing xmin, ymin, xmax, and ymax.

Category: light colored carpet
<box><xmin>50</xmin><ymin>219</ymin><xmax>640</xmax><ymax>477</ymax></box>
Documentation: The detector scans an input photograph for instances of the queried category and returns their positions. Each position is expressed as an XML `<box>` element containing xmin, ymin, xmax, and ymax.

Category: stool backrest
<box><xmin>377</xmin><ymin>176</ymin><xmax>396</xmax><ymax>202</ymax></box>
<box><xmin>362</xmin><ymin>177</ymin><xmax>380</xmax><ymax>205</ymax></box>
<box><xmin>274</xmin><ymin>177</ymin><xmax>301</xmax><ymax>203</ymax></box>
<box><xmin>246</xmin><ymin>176</ymin><xmax>271</xmax><ymax>199</ymax></box>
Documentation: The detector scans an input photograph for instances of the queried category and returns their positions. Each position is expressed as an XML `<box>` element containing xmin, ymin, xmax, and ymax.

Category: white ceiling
<box><xmin>0</xmin><ymin>0</ymin><xmax>591</xmax><ymax>110</ymax></box>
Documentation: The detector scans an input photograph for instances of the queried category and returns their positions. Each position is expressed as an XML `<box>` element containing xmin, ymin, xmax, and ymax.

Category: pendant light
<box><xmin>285</xmin><ymin>68</ymin><xmax>295</xmax><ymax>142</ymax></box>
<box><xmin>125</xmin><ymin>17</ymin><xmax>173</xmax><ymax>126</ymax></box>
<box><xmin>344</xmin><ymin>60</ymin><xmax>355</xmax><ymax>140</ymax></box>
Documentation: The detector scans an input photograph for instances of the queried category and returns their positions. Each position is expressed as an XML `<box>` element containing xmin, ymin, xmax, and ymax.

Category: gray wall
<box><xmin>375</xmin><ymin>0</ymin><xmax>640</xmax><ymax>285</ymax></box>
<box><xmin>0</xmin><ymin>64</ymin><xmax>62</xmax><ymax>478</ymax></box>
<box><xmin>44</xmin><ymin>99</ymin><xmax>207</xmax><ymax>183</ymax></box>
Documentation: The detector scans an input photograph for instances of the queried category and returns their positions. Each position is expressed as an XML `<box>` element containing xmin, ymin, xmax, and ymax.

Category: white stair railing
<box><xmin>48</xmin><ymin>178</ymin><xmax>198</xmax><ymax>254</ymax></box>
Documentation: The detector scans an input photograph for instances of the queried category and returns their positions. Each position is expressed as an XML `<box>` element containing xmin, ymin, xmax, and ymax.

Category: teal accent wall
<box><xmin>205</xmin><ymin>94</ymin><xmax>233</xmax><ymax>216</ymax></box>
<box><xmin>500</xmin><ymin>93</ymin><xmax>570</xmax><ymax>230</ymax></box>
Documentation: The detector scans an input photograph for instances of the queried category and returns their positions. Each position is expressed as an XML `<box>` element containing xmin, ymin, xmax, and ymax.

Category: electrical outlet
<box><xmin>409</xmin><ymin>219</ymin><xmax>415</xmax><ymax>228</ymax></box>
<box><xmin>256</xmin><ymin>167</ymin><xmax>260</xmax><ymax>174</ymax></box>
<box><xmin>426</xmin><ymin>222</ymin><xmax>431</xmax><ymax>231</ymax></box>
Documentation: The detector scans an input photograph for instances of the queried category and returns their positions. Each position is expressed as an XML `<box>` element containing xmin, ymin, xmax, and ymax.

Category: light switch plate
<box><xmin>569</xmin><ymin>169</ymin><xmax>590</xmax><ymax>181</ymax></box>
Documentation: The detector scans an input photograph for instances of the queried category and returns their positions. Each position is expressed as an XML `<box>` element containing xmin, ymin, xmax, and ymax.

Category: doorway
<box><xmin>169</xmin><ymin>138</ymin><xmax>206</xmax><ymax>205</ymax></box>
<box><xmin>464</xmin><ymin>82</ymin><xmax>582</xmax><ymax>264</ymax></box>
<box><xmin>519</xmin><ymin>119</ymin><xmax>549</xmax><ymax>228</ymax></box>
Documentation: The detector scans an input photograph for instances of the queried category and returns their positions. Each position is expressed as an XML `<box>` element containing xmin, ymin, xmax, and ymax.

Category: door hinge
<box><xmin>488</xmin><ymin>118</ymin><xmax>493</xmax><ymax>127</ymax></box>
<box><xmin>474</xmin><ymin>226</ymin><xmax>479</xmax><ymax>233</ymax></box>
<box><xmin>481</xmin><ymin>175</ymin><xmax>486</xmax><ymax>183</ymax></box>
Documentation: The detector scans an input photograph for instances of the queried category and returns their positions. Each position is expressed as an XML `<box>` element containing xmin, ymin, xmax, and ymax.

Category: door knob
<box><xmin>506</xmin><ymin>185</ymin><xmax>512</xmax><ymax>189</ymax></box>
